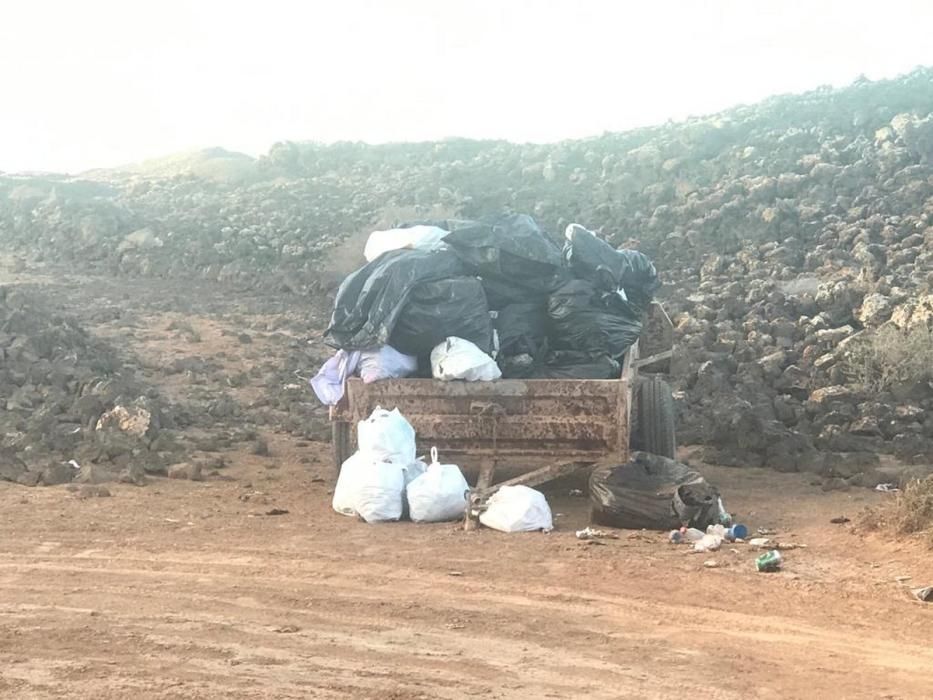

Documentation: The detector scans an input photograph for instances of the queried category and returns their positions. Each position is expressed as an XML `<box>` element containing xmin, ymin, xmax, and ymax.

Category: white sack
<box><xmin>430</xmin><ymin>337</ymin><xmax>502</xmax><ymax>382</ymax></box>
<box><xmin>355</xmin><ymin>458</ymin><xmax>407</xmax><ymax>523</ymax></box>
<box><xmin>332</xmin><ymin>451</ymin><xmax>371</xmax><ymax>517</ymax></box>
<box><xmin>332</xmin><ymin>450</ymin><xmax>407</xmax><ymax>522</ymax></box>
<box><xmin>363</xmin><ymin>225</ymin><xmax>448</xmax><ymax>262</ymax></box>
<box><xmin>358</xmin><ymin>346</ymin><xmax>418</xmax><ymax>384</ymax></box>
<box><xmin>479</xmin><ymin>485</ymin><xmax>553</xmax><ymax>533</ymax></box>
<box><xmin>406</xmin><ymin>447</ymin><xmax>470</xmax><ymax>523</ymax></box>
<box><xmin>357</xmin><ymin>406</ymin><xmax>417</xmax><ymax>464</ymax></box>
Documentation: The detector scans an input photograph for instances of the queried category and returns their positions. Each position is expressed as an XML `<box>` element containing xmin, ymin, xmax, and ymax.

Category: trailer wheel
<box><xmin>636</xmin><ymin>376</ymin><xmax>676</xmax><ymax>459</ymax></box>
<box><xmin>332</xmin><ymin>421</ymin><xmax>352</xmax><ymax>475</ymax></box>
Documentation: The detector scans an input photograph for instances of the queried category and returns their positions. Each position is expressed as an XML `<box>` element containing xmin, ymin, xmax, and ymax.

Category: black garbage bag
<box><xmin>498</xmin><ymin>350</ymin><xmax>619</xmax><ymax>380</ymax></box>
<box><xmin>324</xmin><ymin>248</ymin><xmax>467</xmax><ymax>351</ymax></box>
<box><xmin>443</xmin><ymin>214</ymin><xmax>565</xmax><ymax>301</ymax></box>
<box><xmin>495</xmin><ymin>302</ymin><xmax>549</xmax><ymax>357</ymax></box>
<box><xmin>389</xmin><ymin>277</ymin><xmax>494</xmax><ymax>357</ymax></box>
<box><xmin>563</xmin><ymin>224</ymin><xmax>660</xmax><ymax>307</ymax></box>
<box><xmin>547</xmin><ymin>280</ymin><xmax>643</xmax><ymax>360</ymax></box>
<box><xmin>589</xmin><ymin>452</ymin><xmax>721</xmax><ymax>530</ymax></box>
<box><xmin>530</xmin><ymin>352</ymin><xmax>620</xmax><ymax>379</ymax></box>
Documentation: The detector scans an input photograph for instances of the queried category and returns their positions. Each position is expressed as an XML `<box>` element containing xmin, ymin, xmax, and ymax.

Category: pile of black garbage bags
<box><xmin>324</xmin><ymin>214</ymin><xmax>660</xmax><ymax>380</ymax></box>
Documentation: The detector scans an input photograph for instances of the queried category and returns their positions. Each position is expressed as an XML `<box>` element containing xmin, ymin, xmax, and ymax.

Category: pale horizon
<box><xmin>3</xmin><ymin>0</ymin><xmax>932</xmax><ymax>174</ymax></box>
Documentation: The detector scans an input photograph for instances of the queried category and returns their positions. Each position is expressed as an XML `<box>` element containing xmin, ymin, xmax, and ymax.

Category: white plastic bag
<box><xmin>358</xmin><ymin>346</ymin><xmax>418</xmax><ymax>384</ymax></box>
<box><xmin>332</xmin><ymin>450</ymin><xmax>407</xmax><ymax>522</ymax></box>
<box><xmin>357</xmin><ymin>407</ymin><xmax>417</xmax><ymax>464</ymax></box>
<box><xmin>355</xmin><ymin>458</ymin><xmax>407</xmax><ymax>523</ymax></box>
<box><xmin>479</xmin><ymin>485</ymin><xmax>553</xmax><ymax>533</ymax></box>
<box><xmin>309</xmin><ymin>350</ymin><xmax>361</xmax><ymax>405</ymax></box>
<box><xmin>363</xmin><ymin>225</ymin><xmax>448</xmax><ymax>262</ymax></box>
<box><xmin>400</xmin><ymin>457</ymin><xmax>427</xmax><ymax>516</ymax></box>
<box><xmin>431</xmin><ymin>337</ymin><xmax>502</xmax><ymax>382</ymax></box>
<box><xmin>406</xmin><ymin>447</ymin><xmax>469</xmax><ymax>522</ymax></box>
<box><xmin>332</xmin><ymin>451</ymin><xmax>371</xmax><ymax>517</ymax></box>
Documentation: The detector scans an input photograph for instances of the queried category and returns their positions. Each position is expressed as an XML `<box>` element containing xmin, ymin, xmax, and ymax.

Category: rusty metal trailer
<box><xmin>330</xmin><ymin>302</ymin><xmax>674</xmax><ymax>522</ymax></box>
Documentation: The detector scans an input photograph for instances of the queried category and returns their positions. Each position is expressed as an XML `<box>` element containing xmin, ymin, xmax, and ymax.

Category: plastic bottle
<box><xmin>681</xmin><ymin>527</ymin><xmax>705</xmax><ymax>542</ymax></box>
<box><xmin>668</xmin><ymin>530</ymin><xmax>683</xmax><ymax>544</ymax></box>
<box><xmin>717</xmin><ymin>497</ymin><xmax>733</xmax><ymax>527</ymax></box>
<box><xmin>706</xmin><ymin>523</ymin><xmax>727</xmax><ymax>538</ymax></box>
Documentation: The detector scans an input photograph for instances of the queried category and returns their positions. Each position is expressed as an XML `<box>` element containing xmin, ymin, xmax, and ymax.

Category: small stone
<box><xmin>40</xmin><ymin>463</ymin><xmax>75</xmax><ymax>486</ymax></box>
<box><xmin>703</xmin><ymin>560</ymin><xmax>720</xmax><ymax>568</ymax></box>
<box><xmin>75</xmin><ymin>463</ymin><xmax>114</xmax><ymax>485</ymax></box>
<box><xmin>167</xmin><ymin>462</ymin><xmax>203</xmax><ymax>481</ymax></box>
<box><xmin>77</xmin><ymin>485</ymin><xmax>112</xmax><ymax>499</ymax></box>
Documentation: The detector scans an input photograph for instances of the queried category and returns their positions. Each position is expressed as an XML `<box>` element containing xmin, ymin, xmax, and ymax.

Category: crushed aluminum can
<box><xmin>756</xmin><ymin>549</ymin><xmax>783</xmax><ymax>572</ymax></box>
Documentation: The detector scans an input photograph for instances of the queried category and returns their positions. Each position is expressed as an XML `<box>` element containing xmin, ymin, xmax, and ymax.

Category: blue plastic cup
<box><xmin>727</xmin><ymin>524</ymin><xmax>748</xmax><ymax>541</ymax></box>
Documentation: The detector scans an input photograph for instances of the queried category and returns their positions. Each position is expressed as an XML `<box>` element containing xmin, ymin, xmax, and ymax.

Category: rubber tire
<box><xmin>637</xmin><ymin>376</ymin><xmax>676</xmax><ymax>459</ymax></box>
<box><xmin>332</xmin><ymin>421</ymin><xmax>351</xmax><ymax>475</ymax></box>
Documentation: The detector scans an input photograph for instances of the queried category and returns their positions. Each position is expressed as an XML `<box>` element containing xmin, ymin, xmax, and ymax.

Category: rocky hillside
<box><xmin>2</xmin><ymin>67</ymin><xmax>933</xmax><ymax>479</ymax></box>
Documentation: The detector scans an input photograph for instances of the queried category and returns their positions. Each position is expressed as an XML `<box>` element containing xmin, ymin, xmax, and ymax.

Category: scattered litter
<box><xmin>895</xmin><ymin>575</ymin><xmax>911</xmax><ymax>583</ymax></box>
<box><xmin>703</xmin><ymin>559</ymin><xmax>720</xmax><ymax>569</ymax></box>
<box><xmin>693</xmin><ymin>534</ymin><xmax>723</xmax><ymax>553</ymax></box>
<box><xmin>830</xmin><ymin>516</ymin><xmax>851</xmax><ymax>524</ymax></box>
<box><xmin>706</xmin><ymin>523</ymin><xmax>748</xmax><ymax>542</ymax></box>
<box><xmin>668</xmin><ymin>530</ymin><xmax>683</xmax><ymax>544</ymax></box>
<box><xmin>757</xmin><ymin>527</ymin><xmax>777</xmax><ymax>535</ymax></box>
<box><xmin>447</xmin><ymin>571</ymin><xmax>464</xmax><ymax>577</ymax></box>
<box><xmin>67</xmin><ymin>460</ymin><xmax>81</xmax><ymax>470</ymax></box>
<box><xmin>569</xmin><ymin>488</ymin><xmax>584</xmax><ymax>497</ymax></box>
<box><xmin>748</xmin><ymin>537</ymin><xmax>773</xmax><ymax>548</ymax></box>
<box><xmin>912</xmin><ymin>586</ymin><xmax>932</xmax><ymax>602</ymax></box>
<box><xmin>575</xmin><ymin>527</ymin><xmax>619</xmax><ymax>540</ymax></box>
<box><xmin>875</xmin><ymin>483</ymin><xmax>899</xmax><ymax>493</ymax></box>
<box><xmin>273</xmin><ymin>625</ymin><xmax>300</xmax><ymax>633</ymax></box>
<box><xmin>264</xmin><ymin>508</ymin><xmax>289</xmax><ymax>516</ymax></box>
<box><xmin>681</xmin><ymin>527</ymin><xmax>705</xmax><ymax>542</ymax></box>
<box><xmin>756</xmin><ymin>550</ymin><xmax>783</xmax><ymax>572</ymax></box>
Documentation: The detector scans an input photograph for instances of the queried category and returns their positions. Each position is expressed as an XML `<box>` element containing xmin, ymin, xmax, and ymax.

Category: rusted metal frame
<box><xmin>463</xmin><ymin>401</ymin><xmax>503</xmax><ymax>530</ymax></box>
<box><xmin>475</xmin><ymin>459</ymin><xmax>594</xmax><ymax>497</ymax></box>
<box><xmin>632</xmin><ymin>348</ymin><xmax>674</xmax><ymax>370</ymax></box>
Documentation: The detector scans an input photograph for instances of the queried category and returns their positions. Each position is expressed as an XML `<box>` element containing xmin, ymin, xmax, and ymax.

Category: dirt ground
<box><xmin>1</xmin><ymin>264</ymin><xmax>932</xmax><ymax>699</ymax></box>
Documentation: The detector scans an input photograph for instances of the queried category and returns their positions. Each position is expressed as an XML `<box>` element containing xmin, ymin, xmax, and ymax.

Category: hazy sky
<box><xmin>3</xmin><ymin>0</ymin><xmax>932</xmax><ymax>173</ymax></box>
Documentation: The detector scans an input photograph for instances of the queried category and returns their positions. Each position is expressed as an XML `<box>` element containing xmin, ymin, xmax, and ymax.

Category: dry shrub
<box><xmin>859</xmin><ymin>475</ymin><xmax>933</xmax><ymax>548</ymax></box>
<box><xmin>843</xmin><ymin>323</ymin><xmax>933</xmax><ymax>392</ymax></box>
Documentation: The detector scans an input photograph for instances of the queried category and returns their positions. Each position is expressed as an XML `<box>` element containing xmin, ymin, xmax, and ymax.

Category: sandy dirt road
<box><xmin>1</xmin><ymin>452</ymin><xmax>931</xmax><ymax>700</ymax></box>
<box><xmin>1</xmin><ymin>266</ymin><xmax>931</xmax><ymax>699</ymax></box>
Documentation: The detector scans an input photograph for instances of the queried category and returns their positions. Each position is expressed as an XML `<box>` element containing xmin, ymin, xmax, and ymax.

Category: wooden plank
<box><xmin>464</xmin><ymin>458</ymin><xmax>498</xmax><ymax>531</ymax></box>
<box><xmin>475</xmin><ymin>460</ymin><xmax>595</xmax><ymax>500</ymax></box>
